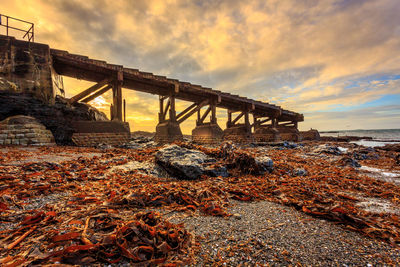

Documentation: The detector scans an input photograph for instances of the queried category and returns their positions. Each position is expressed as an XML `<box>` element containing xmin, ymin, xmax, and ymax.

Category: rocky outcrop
<box><xmin>0</xmin><ymin>91</ymin><xmax>108</xmax><ymax>145</ymax></box>
<box><xmin>155</xmin><ymin>145</ymin><xmax>228</xmax><ymax>179</ymax></box>
<box><xmin>0</xmin><ymin>115</ymin><xmax>55</xmax><ymax>146</ymax></box>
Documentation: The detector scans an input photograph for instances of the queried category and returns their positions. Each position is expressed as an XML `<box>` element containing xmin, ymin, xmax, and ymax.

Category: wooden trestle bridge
<box><xmin>50</xmin><ymin>49</ymin><xmax>304</xmax><ymax>143</ymax></box>
<box><xmin>0</xmin><ymin>21</ymin><xmax>306</xmax><ymax>144</ymax></box>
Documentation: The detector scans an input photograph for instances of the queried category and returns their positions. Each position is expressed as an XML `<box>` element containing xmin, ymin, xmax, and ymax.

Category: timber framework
<box><xmin>1</xmin><ymin>33</ymin><xmax>318</xmax><ymax>144</ymax></box>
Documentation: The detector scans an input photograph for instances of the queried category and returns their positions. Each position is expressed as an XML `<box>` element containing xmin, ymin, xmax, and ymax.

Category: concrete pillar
<box><xmin>223</xmin><ymin>110</ymin><xmax>254</xmax><ymax>143</ymax></box>
<box><xmin>154</xmin><ymin>95</ymin><xmax>183</xmax><ymax>144</ymax></box>
<box><xmin>253</xmin><ymin>116</ymin><xmax>281</xmax><ymax>142</ymax></box>
<box><xmin>192</xmin><ymin>103</ymin><xmax>223</xmax><ymax>144</ymax></box>
<box><xmin>276</xmin><ymin>122</ymin><xmax>302</xmax><ymax>142</ymax></box>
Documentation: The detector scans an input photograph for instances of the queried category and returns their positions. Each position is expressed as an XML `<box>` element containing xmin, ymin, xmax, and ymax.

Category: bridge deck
<box><xmin>50</xmin><ymin>49</ymin><xmax>303</xmax><ymax>122</ymax></box>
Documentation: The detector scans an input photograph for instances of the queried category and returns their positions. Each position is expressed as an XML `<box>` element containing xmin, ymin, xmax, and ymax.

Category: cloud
<box><xmin>2</xmin><ymin>0</ymin><xmax>400</xmax><ymax>132</ymax></box>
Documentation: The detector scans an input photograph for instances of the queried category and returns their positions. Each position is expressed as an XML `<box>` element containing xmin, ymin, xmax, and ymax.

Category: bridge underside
<box><xmin>1</xmin><ymin>35</ymin><xmax>311</xmax><ymax>144</ymax></box>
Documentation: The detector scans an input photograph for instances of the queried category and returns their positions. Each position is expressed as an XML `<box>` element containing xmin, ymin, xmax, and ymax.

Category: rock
<box><xmin>337</xmin><ymin>156</ymin><xmax>361</xmax><ymax>168</ymax></box>
<box><xmin>108</xmin><ymin>160</ymin><xmax>164</xmax><ymax>177</ymax></box>
<box><xmin>312</xmin><ymin>144</ymin><xmax>343</xmax><ymax>155</ymax></box>
<box><xmin>254</xmin><ymin>156</ymin><xmax>274</xmax><ymax>173</ymax></box>
<box><xmin>120</xmin><ymin>138</ymin><xmax>156</xmax><ymax>149</ymax></box>
<box><xmin>292</xmin><ymin>168</ymin><xmax>308</xmax><ymax>176</ymax></box>
<box><xmin>283</xmin><ymin>141</ymin><xmax>298</xmax><ymax>149</ymax></box>
<box><xmin>96</xmin><ymin>143</ymin><xmax>113</xmax><ymax>149</ymax></box>
<box><xmin>353</xmin><ymin>147</ymin><xmax>379</xmax><ymax>160</ymax></box>
<box><xmin>232</xmin><ymin>213</ymin><xmax>242</xmax><ymax>220</ymax></box>
<box><xmin>0</xmin><ymin>91</ymin><xmax>108</xmax><ymax>145</ymax></box>
<box><xmin>379</xmin><ymin>144</ymin><xmax>400</xmax><ymax>152</ymax></box>
<box><xmin>155</xmin><ymin>144</ymin><xmax>228</xmax><ymax>179</ymax></box>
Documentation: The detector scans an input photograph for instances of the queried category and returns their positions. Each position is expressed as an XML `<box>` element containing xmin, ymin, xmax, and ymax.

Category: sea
<box><xmin>319</xmin><ymin>129</ymin><xmax>400</xmax><ymax>147</ymax></box>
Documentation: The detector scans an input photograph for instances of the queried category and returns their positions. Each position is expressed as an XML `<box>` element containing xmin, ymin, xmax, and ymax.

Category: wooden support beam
<box><xmin>176</xmin><ymin>103</ymin><xmax>197</xmax><ymax>120</ymax></box>
<box><xmin>123</xmin><ymin>99</ymin><xmax>126</xmax><ymax>122</ymax></box>
<box><xmin>211</xmin><ymin>104</ymin><xmax>217</xmax><ymax>123</ymax></box>
<box><xmin>259</xmin><ymin>118</ymin><xmax>271</xmax><ymax>125</ymax></box>
<box><xmin>279</xmin><ymin>122</ymin><xmax>295</xmax><ymax>126</ymax></box>
<box><xmin>199</xmin><ymin>106</ymin><xmax>211</xmax><ymax>124</ymax></box>
<box><xmin>227</xmin><ymin>110</ymin><xmax>232</xmax><ymax>128</ymax></box>
<box><xmin>177</xmin><ymin>100</ymin><xmax>208</xmax><ymax>124</ymax></box>
<box><xmin>244</xmin><ymin>111</ymin><xmax>250</xmax><ymax>131</ymax></box>
<box><xmin>272</xmin><ymin>118</ymin><xmax>277</xmax><ymax>127</ymax></box>
<box><xmin>68</xmin><ymin>78</ymin><xmax>110</xmax><ymax>104</ymax></box>
<box><xmin>169</xmin><ymin>96</ymin><xmax>176</xmax><ymax>121</ymax></box>
<box><xmin>231</xmin><ymin>112</ymin><xmax>244</xmax><ymax>125</ymax></box>
<box><xmin>112</xmin><ymin>80</ymin><xmax>123</xmax><ymax>121</ymax></box>
<box><xmin>174</xmin><ymin>82</ymin><xmax>180</xmax><ymax>94</ymax></box>
<box><xmin>162</xmin><ymin>98</ymin><xmax>170</xmax><ymax>121</ymax></box>
<box><xmin>81</xmin><ymin>84</ymin><xmax>112</xmax><ymax>103</ymax></box>
<box><xmin>158</xmin><ymin>96</ymin><xmax>164</xmax><ymax>122</ymax></box>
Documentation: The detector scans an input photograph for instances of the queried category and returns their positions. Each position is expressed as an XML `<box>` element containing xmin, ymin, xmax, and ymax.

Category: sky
<box><xmin>1</xmin><ymin>0</ymin><xmax>400</xmax><ymax>133</ymax></box>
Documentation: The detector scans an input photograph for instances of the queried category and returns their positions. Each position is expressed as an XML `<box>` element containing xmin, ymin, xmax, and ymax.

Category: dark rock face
<box><xmin>0</xmin><ymin>91</ymin><xmax>108</xmax><ymax>145</ymax></box>
<box><xmin>155</xmin><ymin>145</ymin><xmax>228</xmax><ymax>180</ymax></box>
<box><xmin>312</xmin><ymin>144</ymin><xmax>343</xmax><ymax>155</ymax></box>
<box><xmin>380</xmin><ymin>144</ymin><xmax>400</xmax><ymax>152</ymax></box>
<box><xmin>337</xmin><ymin>156</ymin><xmax>361</xmax><ymax>168</ymax></box>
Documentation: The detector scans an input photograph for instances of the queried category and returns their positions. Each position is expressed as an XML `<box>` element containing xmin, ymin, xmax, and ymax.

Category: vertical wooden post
<box><xmin>123</xmin><ymin>99</ymin><xmax>126</xmax><ymax>122</ymax></box>
<box><xmin>227</xmin><ymin>110</ymin><xmax>232</xmax><ymax>128</ymax></box>
<box><xmin>169</xmin><ymin>96</ymin><xmax>176</xmax><ymax>122</ymax></box>
<box><xmin>159</xmin><ymin>96</ymin><xmax>164</xmax><ymax>123</ymax></box>
<box><xmin>293</xmin><ymin>121</ymin><xmax>298</xmax><ymax>129</ymax></box>
<box><xmin>211</xmin><ymin>104</ymin><xmax>217</xmax><ymax>124</ymax></box>
<box><xmin>112</xmin><ymin>71</ymin><xmax>123</xmax><ymax>121</ymax></box>
<box><xmin>197</xmin><ymin>109</ymin><xmax>201</xmax><ymax>126</ymax></box>
<box><xmin>253</xmin><ymin>114</ymin><xmax>258</xmax><ymax>130</ymax></box>
<box><xmin>244</xmin><ymin>111</ymin><xmax>250</xmax><ymax>132</ymax></box>
<box><xmin>110</xmin><ymin>104</ymin><xmax>114</xmax><ymax>120</ymax></box>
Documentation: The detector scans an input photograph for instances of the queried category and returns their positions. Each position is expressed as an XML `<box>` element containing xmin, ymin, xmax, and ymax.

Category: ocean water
<box><xmin>320</xmin><ymin>129</ymin><xmax>400</xmax><ymax>147</ymax></box>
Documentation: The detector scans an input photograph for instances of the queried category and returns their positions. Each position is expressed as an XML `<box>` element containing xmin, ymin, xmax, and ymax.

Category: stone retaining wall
<box><xmin>71</xmin><ymin>132</ymin><xmax>130</xmax><ymax>147</ymax></box>
<box><xmin>0</xmin><ymin>115</ymin><xmax>55</xmax><ymax>146</ymax></box>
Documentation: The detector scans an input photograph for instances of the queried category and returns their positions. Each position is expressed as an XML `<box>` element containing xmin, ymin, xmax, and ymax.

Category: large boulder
<box><xmin>155</xmin><ymin>145</ymin><xmax>228</xmax><ymax>179</ymax></box>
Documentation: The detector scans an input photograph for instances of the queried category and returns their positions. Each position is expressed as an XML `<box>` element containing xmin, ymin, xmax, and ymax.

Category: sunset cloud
<box><xmin>2</xmin><ymin>0</ymin><xmax>399</xmax><ymax>131</ymax></box>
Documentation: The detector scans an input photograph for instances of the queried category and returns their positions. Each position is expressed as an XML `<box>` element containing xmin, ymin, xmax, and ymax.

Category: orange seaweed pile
<box><xmin>0</xmin><ymin>143</ymin><xmax>399</xmax><ymax>265</ymax></box>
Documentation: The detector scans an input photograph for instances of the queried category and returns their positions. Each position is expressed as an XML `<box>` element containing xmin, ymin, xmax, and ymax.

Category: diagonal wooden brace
<box><xmin>177</xmin><ymin>99</ymin><xmax>209</xmax><ymax>124</ymax></box>
<box><xmin>68</xmin><ymin>78</ymin><xmax>111</xmax><ymax>104</ymax></box>
<box><xmin>81</xmin><ymin>84</ymin><xmax>112</xmax><ymax>103</ymax></box>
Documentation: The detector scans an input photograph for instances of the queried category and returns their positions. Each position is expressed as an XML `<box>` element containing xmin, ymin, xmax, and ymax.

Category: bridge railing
<box><xmin>0</xmin><ymin>14</ymin><xmax>34</xmax><ymax>42</ymax></box>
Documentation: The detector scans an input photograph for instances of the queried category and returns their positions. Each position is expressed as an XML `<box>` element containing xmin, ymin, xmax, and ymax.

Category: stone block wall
<box><xmin>0</xmin><ymin>35</ymin><xmax>55</xmax><ymax>104</ymax></box>
<box><xmin>0</xmin><ymin>91</ymin><xmax>108</xmax><ymax>145</ymax></box>
<box><xmin>223</xmin><ymin>124</ymin><xmax>254</xmax><ymax>143</ymax></box>
<box><xmin>0</xmin><ymin>115</ymin><xmax>55</xmax><ymax>146</ymax></box>
<box><xmin>192</xmin><ymin>123</ymin><xmax>223</xmax><ymax>144</ymax></box>
<box><xmin>154</xmin><ymin>121</ymin><xmax>183</xmax><ymax>144</ymax></box>
<box><xmin>254</xmin><ymin>126</ymin><xmax>281</xmax><ymax>142</ymax></box>
<box><xmin>71</xmin><ymin>132</ymin><xmax>130</xmax><ymax>147</ymax></box>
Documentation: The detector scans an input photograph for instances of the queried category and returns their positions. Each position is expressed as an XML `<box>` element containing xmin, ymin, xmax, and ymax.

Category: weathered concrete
<box><xmin>71</xmin><ymin>121</ymin><xmax>131</xmax><ymax>147</ymax></box>
<box><xmin>223</xmin><ymin>124</ymin><xmax>254</xmax><ymax>143</ymax></box>
<box><xmin>254</xmin><ymin>126</ymin><xmax>281</xmax><ymax>142</ymax></box>
<box><xmin>301</xmin><ymin>129</ymin><xmax>321</xmax><ymax>141</ymax></box>
<box><xmin>277</xmin><ymin>126</ymin><xmax>302</xmax><ymax>142</ymax></box>
<box><xmin>0</xmin><ymin>35</ymin><xmax>62</xmax><ymax>104</ymax></box>
<box><xmin>154</xmin><ymin>121</ymin><xmax>183</xmax><ymax>144</ymax></box>
<box><xmin>71</xmin><ymin>121</ymin><xmax>130</xmax><ymax>134</ymax></box>
<box><xmin>192</xmin><ymin>123</ymin><xmax>223</xmax><ymax>144</ymax></box>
